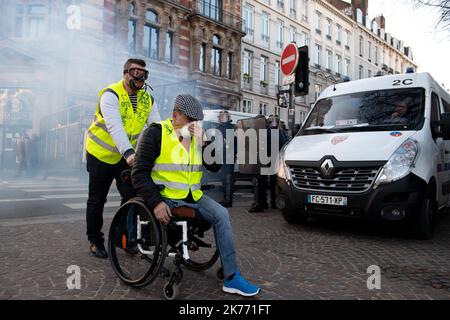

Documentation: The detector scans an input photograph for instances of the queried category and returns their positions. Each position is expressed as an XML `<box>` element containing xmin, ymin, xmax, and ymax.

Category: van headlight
<box><xmin>276</xmin><ymin>146</ymin><xmax>292</xmax><ymax>181</ymax></box>
<box><xmin>373</xmin><ymin>138</ymin><xmax>419</xmax><ymax>189</ymax></box>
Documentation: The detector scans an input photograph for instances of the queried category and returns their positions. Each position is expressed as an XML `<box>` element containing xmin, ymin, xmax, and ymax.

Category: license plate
<box><xmin>307</xmin><ymin>194</ymin><xmax>348</xmax><ymax>206</ymax></box>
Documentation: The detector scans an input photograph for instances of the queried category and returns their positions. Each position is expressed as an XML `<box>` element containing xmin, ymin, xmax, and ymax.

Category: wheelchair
<box><xmin>108</xmin><ymin>171</ymin><xmax>223</xmax><ymax>300</ymax></box>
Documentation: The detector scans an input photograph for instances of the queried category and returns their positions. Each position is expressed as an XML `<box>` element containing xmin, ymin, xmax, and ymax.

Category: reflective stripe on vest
<box><xmin>151</xmin><ymin>119</ymin><xmax>203</xmax><ymax>201</ymax></box>
<box><xmin>86</xmin><ymin>80</ymin><xmax>152</xmax><ymax>164</ymax></box>
<box><xmin>87</xmin><ymin>131</ymin><xmax>120</xmax><ymax>154</ymax></box>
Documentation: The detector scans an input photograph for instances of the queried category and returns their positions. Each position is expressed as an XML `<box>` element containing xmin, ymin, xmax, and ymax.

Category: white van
<box><xmin>276</xmin><ymin>72</ymin><xmax>450</xmax><ymax>239</ymax></box>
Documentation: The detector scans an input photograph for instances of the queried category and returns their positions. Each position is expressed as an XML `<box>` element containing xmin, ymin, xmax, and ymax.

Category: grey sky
<box><xmin>367</xmin><ymin>0</ymin><xmax>450</xmax><ymax>89</ymax></box>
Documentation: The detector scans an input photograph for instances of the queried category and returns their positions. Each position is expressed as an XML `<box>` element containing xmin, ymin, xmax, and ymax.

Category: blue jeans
<box><xmin>164</xmin><ymin>195</ymin><xmax>238</xmax><ymax>278</ymax></box>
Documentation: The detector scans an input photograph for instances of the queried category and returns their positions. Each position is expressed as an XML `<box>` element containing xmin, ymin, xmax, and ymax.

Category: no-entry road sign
<box><xmin>281</xmin><ymin>43</ymin><xmax>299</xmax><ymax>76</ymax></box>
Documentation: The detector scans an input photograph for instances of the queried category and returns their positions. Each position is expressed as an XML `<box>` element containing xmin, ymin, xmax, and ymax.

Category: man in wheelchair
<box><xmin>131</xmin><ymin>94</ymin><xmax>261</xmax><ymax>297</ymax></box>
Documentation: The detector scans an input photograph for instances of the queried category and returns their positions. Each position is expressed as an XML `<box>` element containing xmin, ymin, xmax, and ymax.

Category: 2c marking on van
<box><xmin>393</xmin><ymin>79</ymin><xmax>414</xmax><ymax>86</ymax></box>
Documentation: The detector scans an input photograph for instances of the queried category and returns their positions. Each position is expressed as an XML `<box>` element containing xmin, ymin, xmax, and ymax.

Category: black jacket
<box><xmin>131</xmin><ymin>123</ymin><xmax>221</xmax><ymax>210</ymax></box>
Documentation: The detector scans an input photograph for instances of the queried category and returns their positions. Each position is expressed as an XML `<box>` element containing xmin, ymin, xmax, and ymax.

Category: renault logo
<box><xmin>320</xmin><ymin>159</ymin><xmax>335</xmax><ymax>178</ymax></box>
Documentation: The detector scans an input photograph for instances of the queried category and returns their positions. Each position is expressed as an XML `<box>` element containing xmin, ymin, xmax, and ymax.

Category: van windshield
<box><xmin>301</xmin><ymin>88</ymin><xmax>425</xmax><ymax>135</ymax></box>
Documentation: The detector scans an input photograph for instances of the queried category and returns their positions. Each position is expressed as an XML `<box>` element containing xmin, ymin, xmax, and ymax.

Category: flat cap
<box><xmin>173</xmin><ymin>94</ymin><xmax>204</xmax><ymax>121</ymax></box>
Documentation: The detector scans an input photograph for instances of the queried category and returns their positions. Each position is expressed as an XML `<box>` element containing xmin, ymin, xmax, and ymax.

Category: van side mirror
<box><xmin>439</xmin><ymin>113</ymin><xmax>450</xmax><ymax>140</ymax></box>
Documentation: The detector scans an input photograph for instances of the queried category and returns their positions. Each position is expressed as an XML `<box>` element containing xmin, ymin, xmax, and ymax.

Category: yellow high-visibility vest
<box><xmin>151</xmin><ymin>118</ymin><xmax>203</xmax><ymax>201</ymax></box>
<box><xmin>86</xmin><ymin>79</ymin><xmax>152</xmax><ymax>164</ymax></box>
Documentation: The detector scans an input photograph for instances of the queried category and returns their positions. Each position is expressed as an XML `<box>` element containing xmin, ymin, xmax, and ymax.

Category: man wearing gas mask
<box><xmin>85</xmin><ymin>58</ymin><xmax>160</xmax><ymax>258</ymax></box>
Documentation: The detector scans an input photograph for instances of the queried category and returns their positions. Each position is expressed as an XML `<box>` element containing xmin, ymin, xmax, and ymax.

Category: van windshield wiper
<box><xmin>303</xmin><ymin>126</ymin><xmax>342</xmax><ymax>134</ymax></box>
<box><xmin>338</xmin><ymin>123</ymin><xmax>410</xmax><ymax>131</ymax></box>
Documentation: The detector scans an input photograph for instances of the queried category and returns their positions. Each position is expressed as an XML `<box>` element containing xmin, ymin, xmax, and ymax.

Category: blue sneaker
<box><xmin>222</xmin><ymin>272</ymin><xmax>260</xmax><ymax>297</ymax></box>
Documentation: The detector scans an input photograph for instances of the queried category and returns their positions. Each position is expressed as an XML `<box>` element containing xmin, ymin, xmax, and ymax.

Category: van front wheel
<box><xmin>282</xmin><ymin>208</ymin><xmax>308</xmax><ymax>224</ymax></box>
<box><xmin>412</xmin><ymin>188</ymin><xmax>436</xmax><ymax>240</ymax></box>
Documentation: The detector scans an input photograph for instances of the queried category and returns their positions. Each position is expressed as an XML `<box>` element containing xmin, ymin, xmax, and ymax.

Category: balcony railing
<box><xmin>191</xmin><ymin>0</ymin><xmax>244</xmax><ymax>32</ymax></box>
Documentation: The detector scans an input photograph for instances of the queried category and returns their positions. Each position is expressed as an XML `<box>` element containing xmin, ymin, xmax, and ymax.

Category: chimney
<box><xmin>351</xmin><ymin>0</ymin><xmax>369</xmax><ymax>17</ymax></box>
<box><xmin>374</xmin><ymin>15</ymin><xmax>385</xmax><ymax>30</ymax></box>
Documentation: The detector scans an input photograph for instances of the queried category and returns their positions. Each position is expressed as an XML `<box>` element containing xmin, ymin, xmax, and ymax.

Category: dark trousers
<box><xmin>86</xmin><ymin>152</ymin><xmax>135</xmax><ymax>243</ymax></box>
<box><xmin>253</xmin><ymin>174</ymin><xmax>277</xmax><ymax>207</ymax></box>
<box><xmin>222</xmin><ymin>165</ymin><xmax>234</xmax><ymax>203</ymax></box>
<box><xmin>253</xmin><ymin>175</ymin><xmax>268</xmax><ymax>207</ymax></box>
<box><xmin>269</xmin><ymin>175</ymin><xmax>277</xmax><ymax>205</ymax></box>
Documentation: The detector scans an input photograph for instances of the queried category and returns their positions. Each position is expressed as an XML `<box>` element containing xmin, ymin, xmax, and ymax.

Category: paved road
<box><xmin>1</xmin><ymin>178</ymin><xmax>450</xmax><ymax>300</ymax></box>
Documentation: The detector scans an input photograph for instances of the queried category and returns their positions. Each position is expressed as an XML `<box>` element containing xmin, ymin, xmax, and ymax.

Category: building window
<box><xmin>166</xmin><ymin>32</ymin><xmax>173</xmax><ymax>64</ymax></box>
<box><xmin>359</xmin><ymin>65</ymin><xmax>364</xmax><ymax>79</ymax></box>
<box><xmin>315</xmin><ymin>11</ymin><xmax>321</xmax><ymax>32</ymax></box>
<box><xmin>375</xmin><ymin>46</ymin><xmax>379</xmax><ymax>65</ymax></box>
<box><xmin>144</xmin><ymin>10</ymin><xmax>160</xmax><ymax>60</ymax></box>
<box><xmin>368</xmin><ymin>69</ymin><xmax>372</xmax><ymax>78</ymax></box>
<box><xmin>345</xmin><ymin>30</ymin><xmax>350</xmax><ymax>47</ymax></box>
<box><xmin>259</xmin><ymin>103</ymin><xmax>268</xmax><ymax>115</ymax></box>
<box><xmin>336</xmin><ymin>54</ymin><xmax>341</xmax><ymax>74</ymax></box>
<box><xmin>300</xmin><ymin>32</ymin><xmax>309</xmax><ymax>46</ymax></box>
<box><xmin>242</xmin><ymin>99</ymin><xmax>252</xmax><ymax>113</ymax></box>
<box><xmin>200</xmin><ymin>43</ymin><xmax>206</xmax><ymax>71</ymax></box>
<box><xmin>15</xmin><ymin>4</ymin><xmax>48</xmax><ymax>38</ymax></box>
<box><xmin>344</xmin><ymin>58</ymin><xmax>350</xmax><ymax>77</ymax></box>
<box><xmin>290</xmin><ymin>0</ymin><xmax>297</xmax><ymax>18</ymax></box>
<box><xmin>200</xmin><ymin>0</ymin><xmax>223</xmax><ymax>22</ymax></box>
<box><xmin>315</xmin><ymin>44</ymin><xmax>321</xmax><ymax>66</ymax></box>
<box><xmin>243</xmin><ymin>50</ymin><xmax>252</xmax><ymax>83</ymax></box>
<box><xmin>326</xmin><ymin>50</ymin><xmax>332</xmax><ymax>70</ymax></box>
<box><xmin>301</xmin><ymin>0</ymin><xmax>308</xmax><ymax>21</ymax></box>
<box><xmin>275</xmin><ymin>106</ymin><xmax>281</xmax><ymax>116</ymax></box>
<box><xmin>128</xmin><ymin>20</ymin><xmax>136</xmax><ymax>53</ymax></box>
<box><xmin>146</xmin><ymin>10</ymin><xmax>157</xmax><ymax>22</ymax></box>
<box><xmin>326</xmin><ymin>19</ymin><xmax>331</xmax><ymax>38</ymax></box>
<box><xmin>275</xmin><ymin>61</ymin><xmax>280</xmax><ymax>87</ymax></box>
<box><xmin>277</xmin><ymin>20</ymin><xmax>284</xmax><ymax>49</ymax></box>
<box><xmin>314</xmin><ymin>84</ymin><xmax>322</xmax><ymax>101</ymax></box>
<box><xmin>227</xmin><ymin>52</ymin><xmax>233</xmax><ymax>80</ymax></box>
<box><xmin>130</xmin><ymin>2</ymin><xmax>136</xmax><ymax>15</ymax></box>
<box><xmin>261</xmin><ymin>12</ymin><xmax>270</xmax><ymax>44</ymax></box>
<box><xmin>368</xmin><ymin>41</ymin><xmax>372</xmax><ymax>61</ymax></box>
<box><xmin>336</xmin><ymin>25</ymin><xmax>341</xmax><ymax>43</ymax></box>
<box><xmin>243</xmin><ymin>4</ymin><xmax>254</xmax><ymax>38</ymax></box>
<box><xmin>260</xmin><ymin>56</ymin><xmax>268</xmax><ymax>84</ymax></box>
<box><xmin>290</xmin><ymin>26</ymin><xmax>296</xmax><ymax>43</ymax></box>
<box><xmin>212</xmin><ymin>35</ymin><xmax>222</xmax><ymax>76</ymax></box>
<box><xmin>277</xmin><ymin>0</ymin><xmax>285</xmax><ymax>10</ymax></box>
<box><xmin>359</xmin><ymin>36</ymin><xmax>363</xmax><ymax>57</ymax></box>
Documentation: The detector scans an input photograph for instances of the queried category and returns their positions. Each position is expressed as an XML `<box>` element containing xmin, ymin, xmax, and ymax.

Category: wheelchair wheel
<box><xmin>108</xmin><ymin>198</ymin><xmax>167</xmax><ymax>287</ymax></box>
<box><xmin>163</xmin><ymin>282</ymin><xmax>179</xmax><ymax>300</ymax></box>
<box><xmin>181</xmin><ymin>223</ymin><xmax>220</xmax><ymax>272</ymax></box>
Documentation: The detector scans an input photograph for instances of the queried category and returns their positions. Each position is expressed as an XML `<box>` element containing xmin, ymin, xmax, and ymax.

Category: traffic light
<box><xmin>294</xmin><ymin>45</ymin><xmax>309</xmax><ymax>96</ymax></box>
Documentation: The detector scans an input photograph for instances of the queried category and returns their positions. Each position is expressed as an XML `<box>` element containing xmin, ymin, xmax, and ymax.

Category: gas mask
<box><xmin>125</xmin><ymin>68</ymin><xmax>149</xmax><ymax>91</ymax></box>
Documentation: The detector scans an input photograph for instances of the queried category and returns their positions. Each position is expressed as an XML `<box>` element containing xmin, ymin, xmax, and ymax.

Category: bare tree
<box><xmin>411</xmin><ymin>0</ymin><xmax>450</xmax><ymax>31</ymax></box>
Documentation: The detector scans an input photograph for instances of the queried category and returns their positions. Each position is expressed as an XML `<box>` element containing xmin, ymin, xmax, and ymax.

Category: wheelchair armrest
<box><xmin>171</xmin><ymin>206</ymin><xmax>195</xmax><ymax>219</ymax></box>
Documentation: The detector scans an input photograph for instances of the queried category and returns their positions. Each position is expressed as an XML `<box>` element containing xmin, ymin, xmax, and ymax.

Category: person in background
<box><xmin>248</xmin><ymin>114</ymin><xmax>288</xmax><ymax>212</ymax></box>
<box><xmin>217</xmin><ymin>110</ymin><xmax>236</xmax><ymax>208</ymax></box>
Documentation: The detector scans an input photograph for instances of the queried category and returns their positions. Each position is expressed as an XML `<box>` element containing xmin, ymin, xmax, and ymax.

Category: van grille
<box><xmin>289</xmin><ymin>165</ymin><xmax>381</xmax><ymax>192</ymax></box>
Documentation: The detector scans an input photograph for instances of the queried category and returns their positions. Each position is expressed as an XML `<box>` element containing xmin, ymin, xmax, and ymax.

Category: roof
<box><xmin>319</xmin><ymin>72</ymin><xmax>448</xmax><ymax>100</ymax></box>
